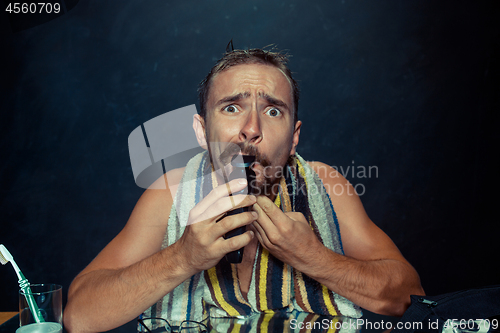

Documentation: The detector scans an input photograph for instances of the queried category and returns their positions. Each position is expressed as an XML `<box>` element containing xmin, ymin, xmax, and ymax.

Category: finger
<box><xmin>257</xmin><ymin>196</ymin><xmax>287</xmax><ymax>227</ymax></box>
<box><xmin>221</xmin><ymin>230</ymin><xmax>255</xmax><ymax>254</ymax></box>
<box><xmin>214</xmin><ymin>211</ymin><xmax>258</xmax><ymax>238</ymax></box>
<box><xmin>191</xmin><ymin>178</ymin><xmax>248</xmax><ymax>218</ymax></box>
<box><xmin>194</xmin><ymin>194</ymin><xmax>256</xmax><ymax>225</ymax></box>
<box><xmin>251</xmin><ymin>201</ymin><xmax>279</xmax><ymax>240</ymax></box>
<box><xmin>249</xmin><ymin>224</ymin><xmax>265</xmax><ymax>247</ymax></box>
<box><xmin>250</xmin><ymin>220</ymin><xmax>271</xmax><ymax>248</ymax></box>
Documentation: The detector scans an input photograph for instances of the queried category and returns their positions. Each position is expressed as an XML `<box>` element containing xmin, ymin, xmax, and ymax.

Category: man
<box><xmin>64</xmin><ymin>48</ymin><xmax>424</xmax><ymax>333</ymax></box>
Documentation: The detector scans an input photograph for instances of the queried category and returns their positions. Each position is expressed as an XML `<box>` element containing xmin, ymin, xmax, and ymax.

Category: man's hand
<box><xmin>176</xmin><ymin>178</ymin><xmax>257</xmax><ymax>275</ymax></box>
<box><xmin>248</xmin><ymin>163</ymin><xmax>425</xmax><ymax>316</ymax></box>
<box><xmin>249</xmin><ymin>195</ymin><xmax>323</xmax><ymax>269</ymax></box>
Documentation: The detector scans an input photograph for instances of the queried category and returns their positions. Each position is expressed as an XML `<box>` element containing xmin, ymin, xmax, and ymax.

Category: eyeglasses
<box><xmin>138</xmin><ymin>317</ymin><xmax>208</xmax><ymax>333</ymax></box>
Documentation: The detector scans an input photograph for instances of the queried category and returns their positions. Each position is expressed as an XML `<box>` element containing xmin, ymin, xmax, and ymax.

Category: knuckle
<box><xmin>267</xmin><ymin>232</ymin><xmax>280</xmax><ymax>244</ymax></box>
<box><xmin>218</xmin><ymin>216</ymin><xmax>232</xmax><ymax>230</ymax></box>
<box><xmin>234</xmin><ymin>195</ymin><xmax>247</xmax><ymax>207</ymax></box>
<box><xmin>213</xmin><ymin>200</ymin><xmax>228</xmax><ymax>214</ymax></box>
<box><xmin>226</xmin><ymin>236</ymin><xmax>239</xmax><ymax>250</ymax></box>
<box><xmin>216</xmin><ymin>184</ymin><xmax>231</xmax><ymax>197</ymax></box>
<box><xmin>295</xmin><ymin>213</ymin><xmax>306</xmax><ymax>222</ymax></box>
<box><xmin>198</xmin><ymin>238</ymin><xmax>209</xmax><ymax>248</ymax></box>
<box><xmin>280</xmin><ymin>224</ymin><xmax>292</xmax><ymax>235</ymax></box>
<box><xmin>192</xmin><ymin>229</ymin><xmax>205</xmax><ymax>243</ymax></box>
<box><xmin>257</xmin><ymin>197</ymin><xmax>273</xmax><ymax>210</ymax></box>
<box><xmin>246</xmin><ymin>212</ymin><xmax>257</xmax><ymax>222</ymax></box>
<box><xmin>260</xmin><ymin>200</ymin><xmax>272</xmax><ymax>210</ymax></box>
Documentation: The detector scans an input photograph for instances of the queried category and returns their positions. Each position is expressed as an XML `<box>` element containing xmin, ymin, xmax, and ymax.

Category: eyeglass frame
<box><xmin>138</xmin><ymin>316</ymin><xmax>208</xmax><ymax>333</ymax></box>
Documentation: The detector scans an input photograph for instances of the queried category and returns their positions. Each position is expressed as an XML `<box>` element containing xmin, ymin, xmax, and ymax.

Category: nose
<box><xmin>239</xmin><ymin>109</ymin><xmax>262</xmax><ymax>144</ymax></box>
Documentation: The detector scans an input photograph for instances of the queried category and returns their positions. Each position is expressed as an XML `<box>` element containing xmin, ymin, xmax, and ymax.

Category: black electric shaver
<box><xmin>224</xmin><ymin>155</ymin><xmax>256</xmax><ymax>263</ymax></box>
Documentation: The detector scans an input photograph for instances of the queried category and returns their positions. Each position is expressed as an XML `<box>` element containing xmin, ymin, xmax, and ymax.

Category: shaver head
<box><xmin>230</xmin><ymin>155</ymin><xmax>257</xmax><ymax>195</ymax></box>
<box><xmin>224</xmin><ymin>155</ymin><xmax>257</xmax><ymax>264</ymax></box>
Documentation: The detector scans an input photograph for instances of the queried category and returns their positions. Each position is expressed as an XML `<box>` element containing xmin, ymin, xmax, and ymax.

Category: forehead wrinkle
<box><xmin>215</xmin><ymin>90</ymin><xmax>290</xmax><ymax>113</ymax></box>
<box><xmin>208</xmin><ymin>64</ymin><xmax>294</xmax><ymax>113</ymax></box>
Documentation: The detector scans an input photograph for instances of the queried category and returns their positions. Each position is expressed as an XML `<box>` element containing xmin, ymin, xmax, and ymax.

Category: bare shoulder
<box><xmin>306</xmin><ymin>161</ymin><xmax>406</xmax><ymax>262</ymax></box>
<box><xmin>129</xmin><ymin>166</ymin><xmax>185</xmax><ymax>228</ymax></box>
<box><xmin>306</xmin><ymin>161</ymin><xmax>358</xmax><ymax>210</ymax></box>
<box><xmin>78</xmin><ymin>167</ymin><xmax>185</xmax><ymax>274</ymax></box>
<box><xmin>307</xmin><ymin>161</ymin><xmax>347</xmax><ymax>186</ymax></box>
<box><xmin>306</xmin><ymin>161</ymin><xmax>365</xmax><ymax>227</ymax></box>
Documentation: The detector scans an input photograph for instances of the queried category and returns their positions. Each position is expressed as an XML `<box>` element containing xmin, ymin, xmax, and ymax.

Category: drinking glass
<box><xmin>17</xmin><ymin>284</ymin><xmax>62</xmax><ymax>333</ymax></box>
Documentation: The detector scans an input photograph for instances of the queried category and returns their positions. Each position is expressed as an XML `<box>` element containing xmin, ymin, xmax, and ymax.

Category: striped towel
<box><xmin>142</xmin><ymin>152</ymin><xmax>362</xmax><ymax>329</ymax></box>
<box><xmin>208</xmin><ymin>310</ymin><xmax>361</xmax><ymax>333</ymax></box>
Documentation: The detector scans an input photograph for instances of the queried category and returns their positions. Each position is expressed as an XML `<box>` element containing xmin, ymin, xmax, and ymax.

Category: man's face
<box><xmin>196</xmin><ymin>63</ymin><xmax>301</xmax><ymax>197</ymax></box>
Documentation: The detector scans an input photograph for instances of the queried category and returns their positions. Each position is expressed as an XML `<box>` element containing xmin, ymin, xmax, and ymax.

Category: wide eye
<box><xmin>223</xmin><ymin>105</ymin><xmax>239</xmax><ymax>113</ymax></box>
<box><xmin>265</xmin><ymin>107</ymin><xmax>281</xmax><ymax>117</ymax></box>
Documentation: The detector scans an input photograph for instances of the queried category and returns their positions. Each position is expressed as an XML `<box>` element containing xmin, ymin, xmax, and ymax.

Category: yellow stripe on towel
<box><xmin>259</xmin><ymin>311</ymin><xmax>275</xmax><ymax>333</ymax></box>
<box><xmin>282</xmin><ymin>263</ymin><xmax>291</xmax><ymax>308</ymax></box>
<box><xmin>279</xmin><ymin>176</ymin><xmax>292</xmax><ymax>212</ymax></box>
<box><xmin>322</xmin><ymin>284</ymin><xmax>338</xmax><ymax>316</ymax></box>
<box><xmin>258</xmin><ymin>248</ymin><xmax>270</xmax><ymax>310</ymax></box>
<box><xmin>295</xmin><ymin>270</ymin><xmax>313</xmax><ymax>313</ymax></box>
<box><xmin>230</xmin><ymin>322</ymin><xmax>242</xmax><ymax>333</ymax></box>
<box><xmin>207</xmin><ymin>267</ymin><xmax>240</xmax><ymax>316</ymax></box>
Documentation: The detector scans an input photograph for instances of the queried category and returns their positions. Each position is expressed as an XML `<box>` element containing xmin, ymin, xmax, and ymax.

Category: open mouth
<box><xmin>216</xmin><ymin>142</ymin><xmax>267</xmax><ymax>177</ymax></box>
<box><xmin>218</xmin><ymin>143</ymin><xmax>242</xmax><ymax>166</ymax></box>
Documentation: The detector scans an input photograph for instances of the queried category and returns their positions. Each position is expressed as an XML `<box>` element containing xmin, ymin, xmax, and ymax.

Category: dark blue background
<box><xmin>1</xmin><ymin>0</ymin><xmax>499</xmax><ymax>317</ymax></box>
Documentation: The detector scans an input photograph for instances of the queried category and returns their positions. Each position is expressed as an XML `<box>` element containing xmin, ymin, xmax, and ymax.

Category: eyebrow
<box><xmin>261</xmin><ymin>93</ymin><xmax>290</xmax><ymax>111</ymax></box>
<box><xmin>214</xmin><ymin>92</ymin><xmax>250</xmax><ymax>107</ymax></box>
<box><xmin>214</xmin><ymin>91</ymin><xmax>290</xmax><ymax>111</ymax></box>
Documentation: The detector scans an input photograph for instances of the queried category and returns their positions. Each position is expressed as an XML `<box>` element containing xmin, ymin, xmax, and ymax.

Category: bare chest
<box><xmin>237</xmin><ymin>237</ymin><xmax>259</xmax><ymax>300</ymax></box>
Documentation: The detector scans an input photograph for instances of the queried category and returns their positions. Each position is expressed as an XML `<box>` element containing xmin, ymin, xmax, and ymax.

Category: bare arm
<box><xmin>64</xmin><ymin>174</ymin><xmax>256</xmax><ymax>333</ymax></box>
<box><xmin>64</xmin><ymin>181</ymin><xmax>190</xmax><ymax>332</ymax></box>
<box><xmin>250</xmin><ymin>162</ymin><xmax>424</xmax><ymax>317</ymax></box>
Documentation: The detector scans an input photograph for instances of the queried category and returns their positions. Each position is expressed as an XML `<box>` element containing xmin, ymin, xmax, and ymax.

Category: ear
<box><xmin>289</xmin><ymin>120</ymin><xmax>301</xmax><ymax>155</ymax></box>
<box><xmin>193</xmin><ymin>114</ymin><xmax>208</xmax><ymax>150</ymax></box>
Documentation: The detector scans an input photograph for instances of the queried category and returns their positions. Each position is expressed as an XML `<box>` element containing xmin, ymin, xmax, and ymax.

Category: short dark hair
<box><xmin>198</xmin><ymin>48</ymin><xmax>300</xmax><ymax>122</ymax></box>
